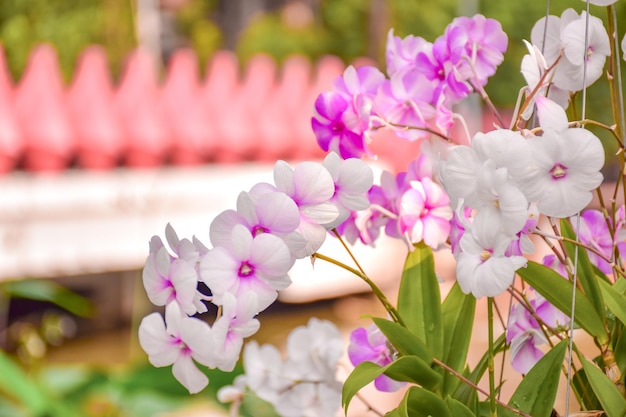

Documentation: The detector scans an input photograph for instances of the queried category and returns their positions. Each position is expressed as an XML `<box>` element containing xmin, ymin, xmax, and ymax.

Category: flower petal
<box><xmin>172</xmin><ymin>354</ymin><xmax>209</xmax><ymax>394</ymax></box>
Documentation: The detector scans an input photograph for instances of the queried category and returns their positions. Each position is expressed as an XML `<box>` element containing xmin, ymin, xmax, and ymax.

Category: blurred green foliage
<box><xmin>236</xmin><ymin>0</ymin><xmax>626</xmax><ymax>107</ymax></box>
<box><xmin>1</xmin><ymin>0</ymin><xmax>624</xmax><ymax>107</ymax></box>
<box><xmin>173</xmin><ymin>0</ymin><xmax>222</xmax><ymax>71</ymax></box>
<box><xmin>0</xmin><ymin>352</ymin><xmax>243</xmax><ymax>417</ymax></box>
<box><xmin>0</xmin><ymin>0</ymin><xmax>135</xmax><ymax>82</ymax></box>
<box><xmin>0</xmin><ymin>278</ymin><xmax>244</xmax><ymax>417</ymax></box>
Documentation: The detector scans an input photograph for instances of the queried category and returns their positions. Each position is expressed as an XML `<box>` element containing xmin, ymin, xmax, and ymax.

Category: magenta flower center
<box><xmin>252</xmin><ymin>225</ymin><xmax>269</xmax><ymax>236</ymax></box>
<box><xmin>549</xmin><ymin>163</ymin><xmax>568</xmax><ymax>180</ymax></box>
<box><xmin>331</xmin><ymin>120</ymin><xmax>345</xmax><ymax>134</ymax></box>
<box><xmin>238</xmin><ymin>261</ymin><xmax>255</xmax><ymax>277</ymax></box>
<box><xmin>171</xmin><ymin>336</ymin><xmax>191</xmax><ymax>356</ymax></box>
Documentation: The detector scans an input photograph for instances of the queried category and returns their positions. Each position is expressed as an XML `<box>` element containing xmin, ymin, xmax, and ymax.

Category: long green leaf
<box><xmin>572</xmin><ymin>367</ymin><xmax>603</xmax><ymax>411</ymax></box>
<box><xmin>453</xmin><ymin>334</ymin><xmax>506</xmax><ymax>407</ymax></box>
<box><xmin>560</xmin><ymin>219</ymin><xmax>606</xmax><ymax>322</ymax></box>
<box><xmin>384</xmin><ymin>404</ymin><xmax>405</xmax><ymax>417</ymax></box>
<box><xmin>342</xmin><ymin>356</ymin><xmax>442</xmax><ymax>413</ymax></box>
<box><xmin>397</xmin><ymin>242</ymin><xmax>443</xmax><ymax>356</ymax></box>
<box><xmin>388</xmin><ymin>387</ymin><xmax>451</xmax><ymax>417</ymax></box>
<box><xmin>441</xmin><ymin>282</ymin><xmax>475</xmax><ymax>396</ymax></box>
<box><xmin>614</xmin><ymin>324</ymin><xmax>626</xmax><ymax>376</ymax></box>
<box><xmin>3</xmin><ymin>279</ymin><xmax>93</xmax><ymax>317</ymax></box>
<box><xmin>445</xmin><ymin>396</ymin><xmax>476</xmax><ymax>417</ymax></box>
<box><xmin>500</xmin><ymin>340</ymin><xmax>568</xmax><ymax>417</ymax></box>
<box><xmin>517</xmin><ymin>261</ymin><xmax>608</xmax><ymax>344</ymax></box>
<box><xmin>580</xmin><ymin>357</ymin><xmax>626</xmax><ymax>417</ymax></box>
<box><xmin>372</xmin><ymin>317</ymin><xmax>432</xmax><ymax>363</ymax></box>
<box><xmin>0</xmin><ymin>350</ymin><xmax>49</xmax><ymax>416</ymax></box>
<box><xmin>598</xmin><ymin>278</ymin><xmax>626</xmax><ymax>327</ymax></box>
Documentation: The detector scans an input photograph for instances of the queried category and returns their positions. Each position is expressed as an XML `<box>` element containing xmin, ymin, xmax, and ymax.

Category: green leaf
<box><xmin>560</xmin><ymin>219</ymin><xmax>606</xmax><ymax>322</ymax></box>
<box><xmin>501</xmin><ymin>339</ymin><xmax>568</xmax><ymax>417</ymax></box>
<box><xmin>385</xmin><ymin>387</ymin><xmax>453</xmax><ymax>417</ymax></box>
<box><xmin>401</xmin><ymin>387</ymin><xmax>451</xmax><ymax>417</ymax></box>
<box><xmin>446</xmin><ymin>396</ymin><xmax>476</xmax><ymax>417</ymax></box>
<box><xmin>517</xmin><ymin>261</ymin><xmax>608</xmax><ymax>344</ymax></box>
<box><xmin>453</xmin><ymin>334</ymin><xmax>506</xmax><ymax>407</ymax></box>
<box><xmin>614</xmin><ymin>324</ymin><xmax>626</xmax><ymax>376</ymax></box>
<box><xmin>572</xmin><ymin>367</ymin><xmax>603</xmax><ymax>411</ymax></box>
<box><xmin>397</xmin><ymin>242</ymin><xmax>443</xmax><ymax>356</ymax></box>
<box><xmin>342</xmin><ymin>356</ymin><xmax>442</xmax><ymax>413</ymax></box>
<box><xmin>441</xmin><ymin>282</ymin><xmax>476</xmax><ymax>396</ymax></box>
<box><xmin>372</xmin><ymin>317</ymin><xmax>432</xmax><ymax>363</ymax></box>
<box><xmin>3</xmin><ymin>279</ymin><xmax>93</xmax><ymax>317</ymax></box>
<box><xmin>384</xmin><ymin>407</ymin><xmax>404</xmax><ymax>417</ymax></box>
<box><xmin>0</xmin><ymin>350</ymin><xmax>49</xmax><ymax>416</ymax></box>
<box><xmin>598</xmin><ymin>278</ymin><xmax>626</xmax><ymax>327</ymax></box>
<box><xmin>614</xmin><ymin>277</ymin><xmax>626</xmax><ymax>293</ymax></box>
<box><xmin>580</xmin><ymin>357</ymin><xmax>626</xmax><ymax>417</ymax></box>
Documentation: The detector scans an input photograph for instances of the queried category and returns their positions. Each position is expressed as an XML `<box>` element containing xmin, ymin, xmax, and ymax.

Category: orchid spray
<box><xmin>139</xmin><ymin>2</ymin><xmax>626</xmax><ymax>416</ymax></box>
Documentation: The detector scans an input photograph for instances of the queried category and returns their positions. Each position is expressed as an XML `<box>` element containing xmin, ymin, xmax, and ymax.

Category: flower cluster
<box><xmin>337</xmin><ymin>154</ymin><xmax>452</xmax><ymax>249</ymax></box>
<box><xmin>312</xmin><ymin>14</ymin><xmax>508</xmax><ymax>159</ymax></box>
<box><xmin>433</xmin><ymin>7</ymin><xmax>611</xmax><ymax>298</ymax></box>
<box><xmin>218</xmin><ymin>318</ymin><xmax>344</xmax><ymax>417</ymax></box>
<box><xmin>138</xmin><ymin>152</ymin><xmax>372</xmax><ymax>394</ymax></box>
<box><xmin>440</xmin><ymin>95</ymin><xmax>605</xmax><ymax>298</ymax></box>
<box><xmin>138</xmin><ymin>5</ymin><xmax>626</xmax><ymax>417</ymax></box>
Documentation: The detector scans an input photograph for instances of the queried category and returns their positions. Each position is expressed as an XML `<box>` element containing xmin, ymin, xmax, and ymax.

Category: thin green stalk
<box><xmin>488</xmin><ymin>297</ymin><xmax>497</xmax><ymax>417</ymax></box>
<box><xmin>433</xmin><ymin>357</ymin><xmax>532</xmax><ymax>417</ymax></box>
<box><xmin>312</xmin><ymin>252</ymin><xmax>404</xmax><ymax>326</ymax></box>
<box><xmin>606</xmin><ymin>5</ymin><xmax>626</xmax><ymax>209</ymax></box>
<box><xmin>607</xmin><ymin>5</ymin><xmax>625</xmax><ymax>145</ymax></box>
<box><xmin>332</xmin><ymin>229</ymin><xmax>367</xmax><ymax>277</ymax></box>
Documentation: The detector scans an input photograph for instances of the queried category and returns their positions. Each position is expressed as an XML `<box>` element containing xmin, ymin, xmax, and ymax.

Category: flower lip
<box><xmin>238</xmin><ymin>261</ymin><xmax>254</xmax><ymax>277</ymax></box>
<box><xmin>331</xmin><ymin>120</ymin><xmax>345</xmax><ymax>133</ymax></box>
<box><xmin>251</xmin><ymin>225</ymin><xmax>269</xmax><ymax>236</ymax></box>
<box><xmin>549</xmin><ymin>163</ymin><xmax>567</xmax><ymax>180</ymax></box>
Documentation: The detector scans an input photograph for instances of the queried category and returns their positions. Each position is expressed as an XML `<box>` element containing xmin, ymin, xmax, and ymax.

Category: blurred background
<box><xmin>0</xmin><ymin>0</ymin><xmax>624</xmax><ymax>416</ymax></box>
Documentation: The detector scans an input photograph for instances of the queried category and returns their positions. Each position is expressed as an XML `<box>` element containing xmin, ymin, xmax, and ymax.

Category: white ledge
<box><xmin>0</xmin><ymin>162</ymin><xmax>412</xmax><ymax>303</ymax></box>
<box><xmin>0</xmin><ymin>164</ymin><xmax>274</xmax><ymax>281</ymax></box>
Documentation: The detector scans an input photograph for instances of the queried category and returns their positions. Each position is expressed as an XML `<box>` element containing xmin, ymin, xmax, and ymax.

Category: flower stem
<box><xmin>606</xmin><ymin>4</ymin><xmax>626</xmax><ymax>211</ymax></box>
<box><xmin>432</xmin><ymin>357</ymin><xmax>532</xmax><ymax>417</ymax></box>
<box><xmin>312</xmin><ymin>252</ymin><xmax>404</xmax><ymax>326</ymax></box>
<box><xmin>488</xmin><ymin>297</ymin><xmax>497</xmax><ymax>417</ymax></box>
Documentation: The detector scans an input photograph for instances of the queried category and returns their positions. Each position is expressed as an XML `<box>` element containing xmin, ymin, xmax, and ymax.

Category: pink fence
<box><xmin>0</xmin><ymin>44</ymin><xmax>369</xmax><ymax>173</ymax></box>
<box><xmin>2</xmin><ymin>44</ymin><xmax>512</xmax><ymax>175</ymax></box>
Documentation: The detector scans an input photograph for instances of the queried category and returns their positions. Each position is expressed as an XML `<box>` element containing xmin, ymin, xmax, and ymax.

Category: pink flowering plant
<box><xmin>139</xmin><ymin>2</ymin><xmax>626</xmax><ymax>416</ymax></box>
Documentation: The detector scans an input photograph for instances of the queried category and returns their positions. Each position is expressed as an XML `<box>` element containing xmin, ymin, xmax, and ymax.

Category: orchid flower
<box><xmin>348</xmin><ymin>324</ymin><xmax>406</xmax><ymax>392</ymax></box>
<box><xmin>138</xmin><ymin>302</ymin><xmax>215</xmax><ymax>394</ymax></box>
<box><xmin>517</xmin><ymin>96</ymin><xmax>604</xmax><ymax>218</ymax></box>
<box><xmin>200</xmin><ymin>224</ymin><xmax>293</xmax><ymax>312</ymax></box>
<box><xmin>455</xmin><ymin>206</ymin><xmax>527</xmax><ymax>298</ymax></box>
<box><xmin>142</xmin><ymin>224</ymin><xmax>206</xmax><ymax>315</ymax></box>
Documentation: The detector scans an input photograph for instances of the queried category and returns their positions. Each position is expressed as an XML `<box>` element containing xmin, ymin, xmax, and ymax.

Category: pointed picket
<box><xmin>115</xmin><ymin>48</ymin><xmax>170</xmax><ymax>167</ymax></box>
<box><xmin>14</xmin><ymin>44</ymin><xmax>75</xmax><ymax>172</ymax></box>
<box><xmin>161</xmin><ymin>48</ymin><xmax>213</xmax><ymax>165</ymax></box>
<box><xmin>226</xmin><ymin>53</ymin><xmax>277</xmax><ymax>161</ymax></box>
<box><xmin>68</xmin><ymin>46</ymin><xmax>123</xmax><ymax>170</ymax></box>
<box><xmin>0</xmin><ymin>44</ymin><xmax>22</xmax><ymax>173</ymax></box>
<box><xmin>256</xmin><ymin>55</ymin><xmax>311</xmax><ymax>161</ymax></box>
<box><xmin>200</xmin><ymin>50</ymin><xmax>245</xmax><ymax>162</ymax></box>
